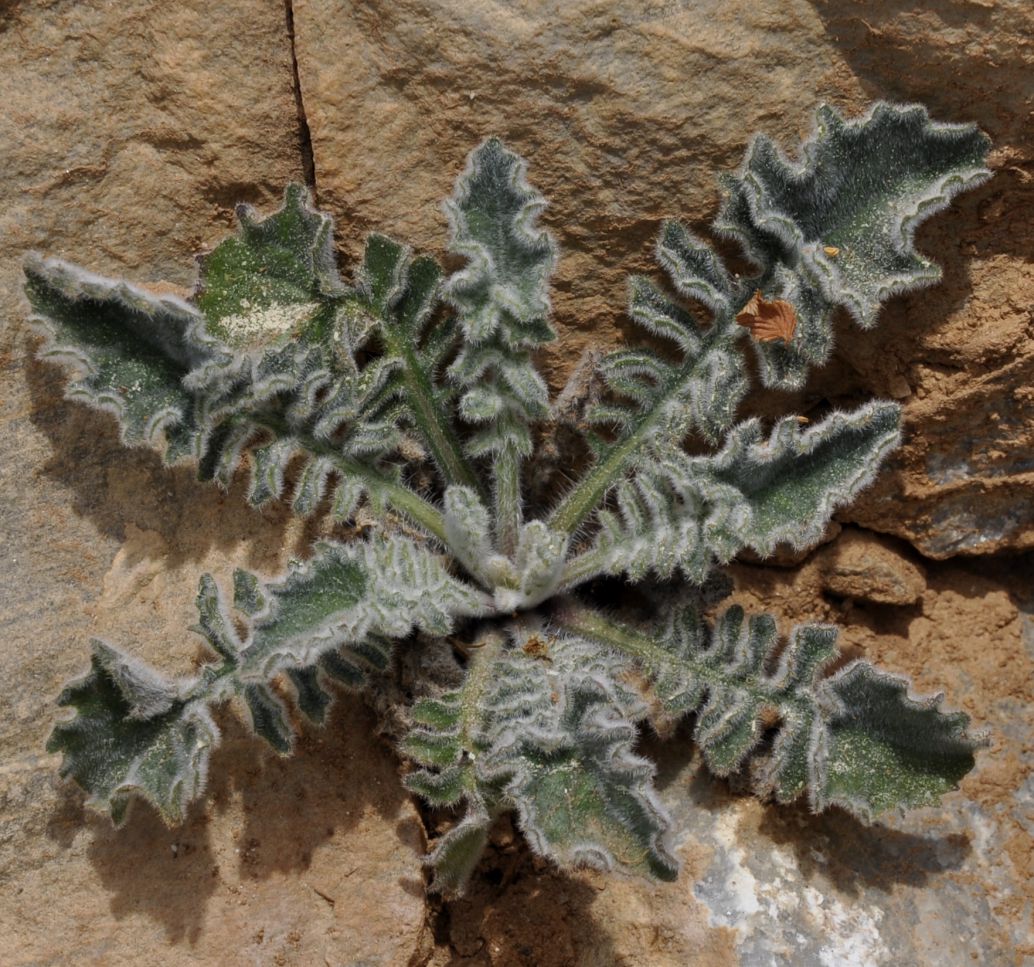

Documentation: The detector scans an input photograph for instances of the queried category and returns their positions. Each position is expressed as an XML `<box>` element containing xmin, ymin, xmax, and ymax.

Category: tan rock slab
<box><xmin>2</xmin><ymin>704</ymin><xmax>430</xmax><ymax>967</ymax></box>
<box><xmin>811</xmin><ymin>528</ymin><xmax>927</xmax><ymax>605</ymax></box>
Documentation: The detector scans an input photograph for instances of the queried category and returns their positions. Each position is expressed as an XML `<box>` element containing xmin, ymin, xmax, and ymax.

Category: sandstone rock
<box><xmin>0</xmin><ymin>1</ymin><xmax>305</xmax><ymax>296</ymax></box>
<box><xmin>810</xmin><ymin>528</ymin><xmax>927</xmax><ymax>605</ymax></box>
<box><xmin>0</xmin><ymin>3</ymin><xmax>429</xmax><ymax>963</ymax></box>
<box><xmin>5</xmin><ymin>1</ymin><xmax>1033</xmax><ymax>965</ymax></box>
<box><xmin>292</xmin><ymin>0</ymin><xmax>1034</xmax><ymax>557</ymax></box>
<box><xmin>1</xmin><ymin>704</ymin><xmax>430</xmax><ymax>967</ymax></box>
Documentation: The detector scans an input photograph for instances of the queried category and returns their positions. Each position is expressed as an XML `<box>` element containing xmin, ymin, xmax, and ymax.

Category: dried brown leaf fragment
<box><xmin>736</xmin><ymin>290</ymin><xmax>798</xmax><ymax>343</ymax></box>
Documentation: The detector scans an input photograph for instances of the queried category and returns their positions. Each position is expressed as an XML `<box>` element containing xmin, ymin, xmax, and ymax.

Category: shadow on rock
<box><xmin>61</xmin><ymin>789</ymin><xmax>220</xmax><ymax>946</ymax></box>
<box><xmin>43</xmin><ymin>694</ymin><xmax>412</xmax><ymax>946</ymax></box>
<box><xmin>757</xmin><ymin>798</ymin><xmax>971</xmax><ymax>896</ymax></box>
<box><xmin>811</xmin><ymin>2</ymin><xmax>1026</xmax><ymax>151</ymax></box>
<box><xmin>25</xmin><ymin>349</ymin><xmax>294</xmax><ymax>573</ymax></box>
<box><xmin>437</xmin><ymin>844</ymin><xmax>618</xmax><ymax>967</ymax></box>
<box><xmin>217</xmin><ymin>698</ymin><xmax>410</xmax><ymax>881</ymax></box>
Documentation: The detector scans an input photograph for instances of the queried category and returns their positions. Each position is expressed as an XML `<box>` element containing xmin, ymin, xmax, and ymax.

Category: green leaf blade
<box><xmin>719</xmin><ymin>102</ymin><xmax>991</xmax><ymax>327</ymax></box>
<box><xmin>444</xmin><ymin>138</ymin><xmax>557</xmax><ymax>549</ymax></box>
<box><xmin>285</xmin><ymin>666</ymin><xmax>333</xmax><ymax>724</ymax></box>
<box><xmin>196</xmin><ymin>183</ymin><xmax>345</xmax><ymax>347</ymax></box>
<box><xmin>516</xmin><ymin>738</ymin><xmax>678</xmax><ymax>882</ymax></box>
<box><xmin>360</xmin><ymin>235</ymin><xmax>478</xmax><ymax>491</ymax></box>
<box><xmin>24</xmin><ymin>254</ymin><xmax>211</xmax><ymax>451</ymax></box>
<box><xmin>815</xmin><ymin>662</ymin><xmax>987</xmax><ymax>820</ymax></box>
<box><xmin>559</xmin><ymin>604</ymin><xmax>986</xmax><ymax>824</ymax></box>
<box><xmin>708</xmin><ymin>400</ymin><xmax>902</xmax><ymax>557</ymax></box>
<box><xmin>47</xmin><ymin>643</ymin><xmax>218</xmax><ymax>826</ymax></box>
<box><xmin>243</xmin><ymin>683</ymin><xmax>294</xmax><ymax>754</ymax></box>
<box><xmin>564</xmin><ymin>402</ymin><xmax>900</xmax><ymax>589</ymax></box>
<box><xmin>404</xmin><ymin>633</ymin><xmax>678</xmax><ymax>892</ymax></box>
<box><xmin>424</xmin><ymin>810</ymin><xmax>493</xmax><ymax>895</ymax></box>
<box><xmin>237</xmin><ymin>538</ymin><xmax>491</xmax><ymax>681</ymax></box>
<box><xmin>444</xmin><ymin>137</ymin><xmax>556</xmax><ymax>346</ymax></box>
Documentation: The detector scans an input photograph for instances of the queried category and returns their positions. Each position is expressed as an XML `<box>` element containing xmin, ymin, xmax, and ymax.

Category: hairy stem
<box><xmin>547</xmin><ymin>322</ymin><xmax>740</xmax><ymax>538</ymax></box>
<box><xmin>459</xmin><ymin>630</ymin><xmax>506</xmax><ymax>745</ymax></box>
<box><xmin>546</xmin><ymin>365</ymin><xmax>682</xmax><ymax>536</ymax></box>
<box><xmin>493</xmin><ymin>447</ymin><xmax>523</xmax><ymax>557</ymax></box>
<box><xmin>380</xmin><ymin>324</ymin><xmax>482</xmax><ymax>495</ymax></box>
<box><xmin>556</xmin><ymin>545</ymin><xmax>611</xmax><ymax>592</ymax></box>
<box><xmin>452</xmin><ymin>629</ymin><xmax>508</xmax><ymax>802</ymax></box>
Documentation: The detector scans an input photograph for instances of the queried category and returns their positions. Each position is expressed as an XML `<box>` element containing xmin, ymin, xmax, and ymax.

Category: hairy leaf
<box><xmin>711</xmin><ymin>102</ymin><xmax>992</xmax><ymax>388</ymax></box>
<box><xmin>444</xmin><ymin>138</ymin><xmax>557</xmax><ymax>553</ymax></box>
<box><xmin>25</xmin><ymin>195</ymin><xmax>453</xmax><ymax>542</ymax></box>
<box><xmin>48</xmin><ymin>537</ymin><xmax>491</xmax><ymax>818</ymax></box>
<box><xmin>24</xmin><ymin>254</ymin><xmax>217</xmax><ymax>449</ymax></box>
<box><xmin>358</xmin><ymin>234</ymin><xmax>477</xmax><ymax>489</ymax></box>
<box><xmin>564</xmin><ymin>401</ymin><xmax>900</xmax><ymax>587</ymax></box>
<box><xmin>236</xmin><ymin>537</ymin><xmax>492</xmax><ymax>681</ymax></box>
<box><xmin>444</xmin><ymin>137</ymin><xmax>555</xmax><ymax>457</ymax></box>
<box><xmin>444</xmin><ymin>137</ymin><xmax>556</xmax><ymax>354</ymax></box>
<box><xmin>195</xmin><ymin>183</ymin><xmax>344</xmax><ymax>346</ymax></box>
<box><xmin>404</xmin><ymin>632</ymin><xmax>677</xmax><ymax>893</ymax></box>
<box><xmin>561</xmin><ymin>604</ymin><xmax>987</xmax><ymax>820</ymax></box>
<box><xmin>814</xmin><ymin>662</ymin><xmax>987</xmax><ymax>819</ymax></box>
<box><xmin>717</xmin><ymin>102</ymin><xmax>991</xmax><ymax>327</ymax></box>
<box><xmin>423</xmin><ymin>807</ymin><xmax>494</xmax><ymax>894</ymax></box>
<box><xmin>550</xmin><ymin>279</ymin><xmax>747</xmax><ymax>536</ymax></box>
<box><xmin>47</xmin><ymin>643</ymin><xmax>219</xmax><ymax>825</ymax></box>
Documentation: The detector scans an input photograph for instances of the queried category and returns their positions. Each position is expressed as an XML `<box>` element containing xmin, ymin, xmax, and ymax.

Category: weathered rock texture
<box><xmin>0</xmin><ymin>2</ymin><xmax>428</xmax><ymax>964</ymax></box>
<box><xmin>3</xmin><ymin>0</ymin><xmax>1033</xmax><ymax>965</ymax></box>
<box><xmin>811</xmin><ymin>528</ymin><xmax>927</xmax><ymax>605</ymax></box>
<box><xmin>292</xmin><ymin>0</ymin><xmax>1034</xmax><ymax>557</ymax></box>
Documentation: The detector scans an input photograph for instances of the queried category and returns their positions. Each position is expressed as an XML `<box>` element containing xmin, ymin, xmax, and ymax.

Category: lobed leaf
<box><xmin>404</xmin><ymin>632</ymin><xmax>677</xmax><ymax>893</ymax></box>
<box><xmin>236</xmin><ymin>537</ymin><xmax>492</xmax><ymax>682</ymax></box>
<box><xmin>444</xmin><ymin>137</ymin><xmax>556</xmax><ymax>460</ymax></box>
<box><xmin>549</xmin><ymin>267</ymin><xmax>747</xmax><ymax>538</ymax></box>
<box><xmin>195</xmin><ymin>183</ymin><xmax>345</xmax><ymax>347</ymax></box>
<box><xmin>703</xmin><ymin>400</ymin><xmax>902</xmax><ymax>555</ymax></box>
<box><xmin>444</xmin><ymin>137</ymin><xmax>556</xmax><ymax>348</ymax></box>
<box><xmin>814</xmin><ymin>662</ymin><xmax>987</xmax><ymax>820</ymax></box>
<box><xmin>711</xmin><ymin>102</ymin><xmax>991</xmax><ymax>389</ymax></box>
<box><xmin>357</xmin><ymin>235</ymin><xmax>477</xmax><ymax>489</ymax></box>
<box><xmin>48</xmin><ymin>537</ymin><xmax>491</xmax><ymax>820</ymax></box>
<box><xmin>24</xmin><ymin>254</ymin><xmax>216</xmax><ymax>449</ymax></box>
<box><xmin>717</xmin><ymin>102</ymin><xmax>991</xmax><ymax>328</ymax></box>
<box><xmin>25</xmin><ymin>192</ymin><xmax>456</xmax><ymax>542</ymax></box>
<box><xmin>564</xmin><ymin>400</ymin><xmax>900</xmax><ymax>587</ymax></box>
<box><xmin>47</xmin><ymin>643</ymin><xmax>219</xmax><ymax>826</ymax></box>
<box><xmin>562</xmin><ymin>604</ymin><xmax>987</xmax><ymax>821</ymax></box>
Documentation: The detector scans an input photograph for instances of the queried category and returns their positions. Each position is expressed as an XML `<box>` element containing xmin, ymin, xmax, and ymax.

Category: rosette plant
<box><xmin>26</xmin><ymin>102</ymin><xmax>991</xmax><ymax>893</ymax></box>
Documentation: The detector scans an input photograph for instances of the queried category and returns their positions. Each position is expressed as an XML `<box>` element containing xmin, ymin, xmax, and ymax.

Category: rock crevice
<box><xmin>284</xmin><ymin>0</ymin><xmax>317</xmax><ymax>192</ymax></box>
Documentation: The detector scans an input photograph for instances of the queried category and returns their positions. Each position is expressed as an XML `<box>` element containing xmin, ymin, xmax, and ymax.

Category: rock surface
<box><xmin>3</xmin><ymin>1</ymin><xmax>1033</xmax><ymax>965</ymax></box>
<box><xmin>292</xmin><ymin>0</ymin><xmax>1034</xmax><ymax>556</ymax></box>
<box><xmin>0</xmin><ymin>3</ymin><xmax>428</xmax><ymax>964</ymax></box>
<box><xmin>811</xmin><ymin>528</ymin><xmax>927</xmax><ymax>605</ymax></box>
